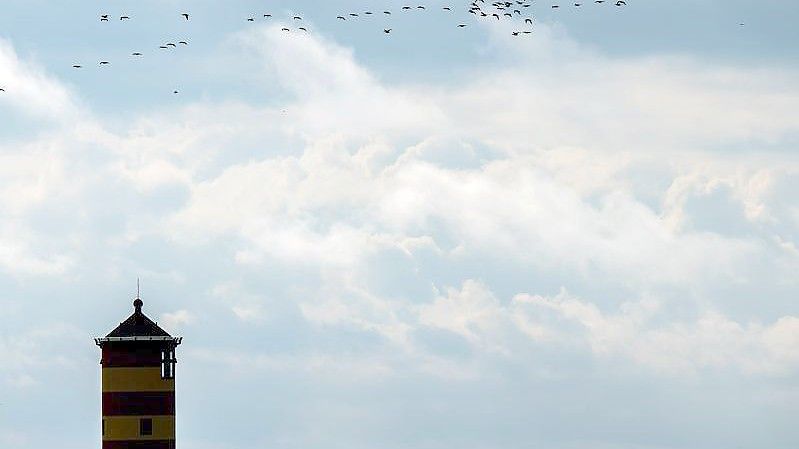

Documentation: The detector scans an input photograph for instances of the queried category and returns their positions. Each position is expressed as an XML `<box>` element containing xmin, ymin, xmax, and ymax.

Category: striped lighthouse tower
<box><xmin>95</xmin><ymin>294</ymin><xmax>182</xmax><ymax>449</ymax></box>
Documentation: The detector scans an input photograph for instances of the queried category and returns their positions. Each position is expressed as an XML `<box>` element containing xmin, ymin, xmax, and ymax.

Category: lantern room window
<box><xmin>161</xmin><ymin>348</ymin><xmax>176</xmax><ymax>379</ymax></box>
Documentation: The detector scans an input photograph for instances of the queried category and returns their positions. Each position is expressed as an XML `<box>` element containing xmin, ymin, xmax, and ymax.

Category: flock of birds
<box><xmin>1</xmin><ymin>1</ymin><xmax>633</xmax><ymax>95</ymax></box>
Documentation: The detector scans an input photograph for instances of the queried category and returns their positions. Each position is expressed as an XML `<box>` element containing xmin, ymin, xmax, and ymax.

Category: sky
<box><xmin>1</xmin><ymin>1</ymin><xmax>799</xmax><ymax>448</ymax></box>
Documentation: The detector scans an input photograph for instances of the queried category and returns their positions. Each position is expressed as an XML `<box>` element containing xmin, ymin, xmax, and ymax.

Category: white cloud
<box><xmin>0</xmin><ymin>324</ymin><xmax>87</xmax><ymax>387</ymax></box>
<box><xmin>160</xmin><ymin>309</ymin><xmax>196</xmax><ymax>333</ymax></box>
<box><xmin>0</xmin><ymin>38</ymin><xmax>80</xmax><ymax>120</ymax></box>
<box><xmin>510</xmin><ymin>289</ymin><xmax>799</xmax><ymax>375</ymax></box>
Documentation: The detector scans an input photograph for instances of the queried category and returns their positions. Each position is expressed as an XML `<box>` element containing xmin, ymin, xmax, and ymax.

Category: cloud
<box><xmin>1</xmin><ymin>20</ymin><xmax>799</xmax><ymax>448</ymax></box>
<box><xmin>0</xmin><ymin>324</ymin><xmax>87</xmax><ymax>387</ymax></box>
<box><xmin>512</xmin><ymin>289</ymin><xmax>799</xmax><ymax>375</ymax></box>
<box><xmin>0</xmin><ymin>38</ymin><xmax>80</xmax><ymax>120</ymax></box>
<box><xmin>160</xmin><ymin>309</ymin><xmax>196</xmax><ymax>333</ymax></box>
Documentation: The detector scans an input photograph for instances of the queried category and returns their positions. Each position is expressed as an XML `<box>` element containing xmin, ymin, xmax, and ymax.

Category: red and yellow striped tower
<box><xmin>95</xmin><ymin>297</ymin><xmax>182</xmax><ymax>449</ymax></box>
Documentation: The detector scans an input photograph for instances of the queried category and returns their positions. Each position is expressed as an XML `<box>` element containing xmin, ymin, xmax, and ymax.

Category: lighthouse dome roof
<box><xmin>105</xmin><ymin>298</ymin><xmax>172</xmax><ymax>338</ymax></box>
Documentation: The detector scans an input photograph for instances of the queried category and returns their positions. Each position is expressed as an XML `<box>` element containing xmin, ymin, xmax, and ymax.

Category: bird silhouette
<box><xmin>181</xmin><ymin>13</ymin><xmax>190</xmax><ymax>20</ymax></box>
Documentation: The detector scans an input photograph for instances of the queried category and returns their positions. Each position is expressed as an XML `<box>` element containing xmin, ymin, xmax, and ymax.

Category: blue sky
<box><xmin>1</xmin><ymin>1</ymin><xmax>799</xmax><ymax>448</ymax></box>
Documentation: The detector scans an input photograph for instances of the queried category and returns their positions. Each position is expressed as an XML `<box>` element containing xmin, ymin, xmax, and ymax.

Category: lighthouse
<box><xmin>95</xmin><ymin>295</ymin><xmax>182</xmax><ymax>449</ymax></box>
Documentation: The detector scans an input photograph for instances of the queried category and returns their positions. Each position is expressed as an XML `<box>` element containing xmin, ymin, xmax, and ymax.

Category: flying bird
<box><xmin>384</xmin><ymin>28</ymin><xmax>392</xmax><ymax>33</ymax></box>
<box><xmin>178</xmin><ymin>41</ymin><xmax>188</xmax><ymax>45</ymax></box>
<box><xmin>181</xmin><ymin>13</ymin><xmax>190</xmax><ymax>20</ymax></box>
<box><xmin>72</xmin><ymin>65</ymin><xmax>82</xmax><ymax>68</ymax></box>
<box><xmin>120</xmin><ymin>16</ymin><xmax>131</xmax><ymax>21</ymax></box>
<box><xmin>99</xmin><ymin>61</ymin><xmax>110</xmax><ymax>65</ymax></box>
<box><xmin>132</xmin><ymin>52</ymin><xmax>143</xmax><ymax>56</ymax></box>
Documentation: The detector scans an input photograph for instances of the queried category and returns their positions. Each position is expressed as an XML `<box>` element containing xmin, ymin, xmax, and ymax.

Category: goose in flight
<box><xmin>337</xmin><ymin>15</ymin><xmax>346</xmax><ymax>20</ymax></box>
<box><xmin>178</xmin><ymin>41</ymin><xmax>188</xmax><ymax>45</ymax></box>
<box><xmin>99</xmin><ymin>61</ymin><xmax>110</xmax><ymax>65</ymax></box>
<box><xmin>120</xmin><ymin>16</ymin><xmax>131</xmax><ymax>20</ymax></box>
<box><xmin>181</xmin><ymin>13</ymin><xmax>190</xmax><ymax>20</ymax></box>
<box><xmin>132</xmin><ymin>52</ymin><xmax>143</xmax><ymax>56</ymax></box>
<box><xmin>293</xmin><ymin>16</ymin><xmax>302</xmax><ymax>20</ymax></box>
<box><xmin>384</xmin><ymin>28</ymin><xmax>392</xmax><ymax>33</ymax></box>
<box><xmin>73</xmin><ymin>65</ymin><xmax>82</xmax><ymax>68</ymax></box>
<box><xmin>457</xmin><ymin>23</ymin><xmax>467</xmax><ymax>27</ymax></box>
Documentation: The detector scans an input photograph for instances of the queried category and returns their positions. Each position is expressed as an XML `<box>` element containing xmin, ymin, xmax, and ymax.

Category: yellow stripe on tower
<box><xmin>103</xmin><ymin>416</ymin><xmax>175</xmax><ymax>441</ymax></box>
<box><xmin>102</xmin><ymin>367</ymin><xmax>175</xmax><ymax>392</ymax></box>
